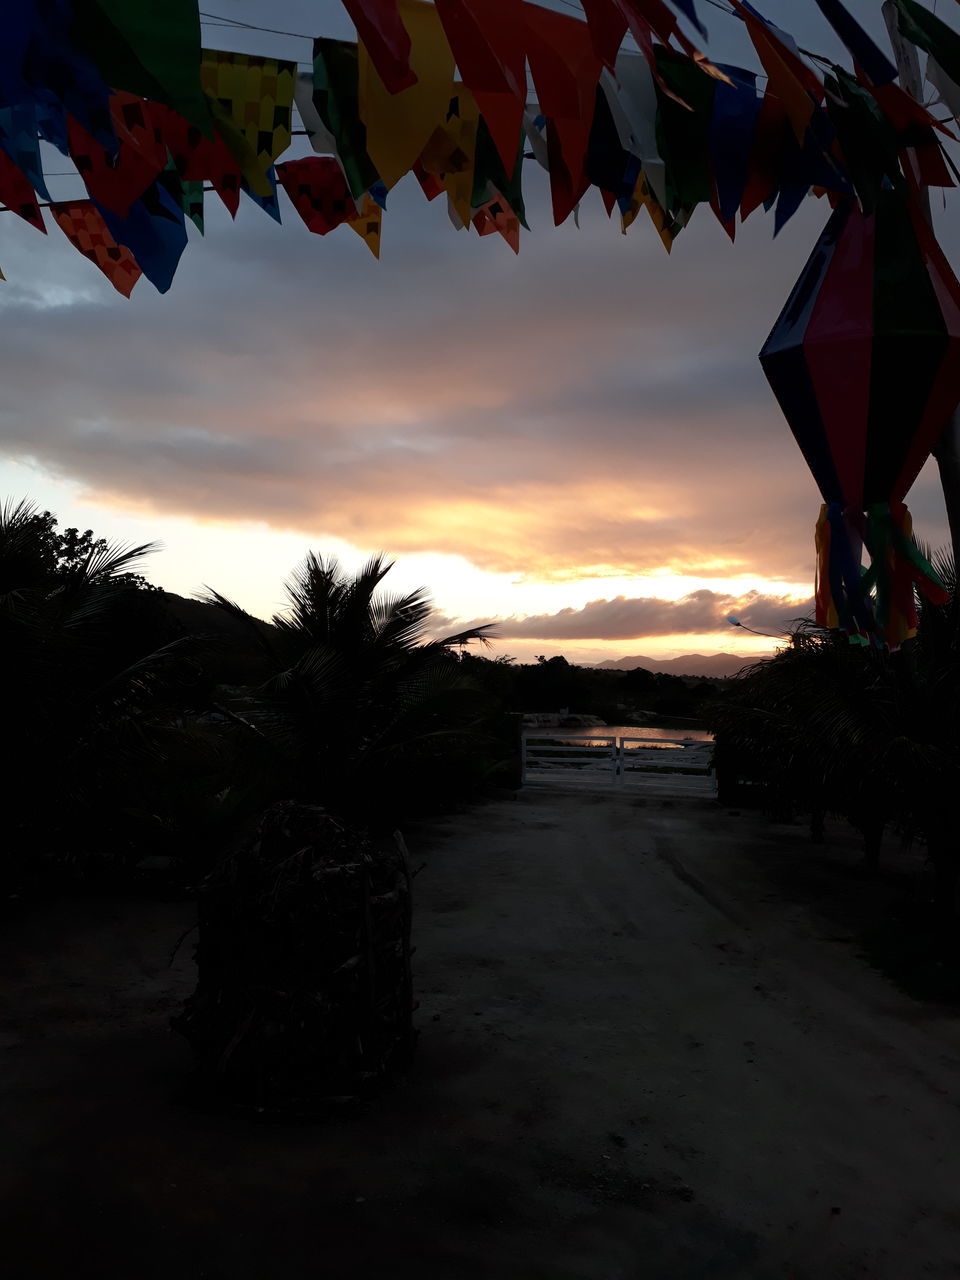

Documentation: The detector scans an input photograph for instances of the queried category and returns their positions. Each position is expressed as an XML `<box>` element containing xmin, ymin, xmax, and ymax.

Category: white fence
<box><xmin>521</xmin><ymin>731</ymin><xmax>714</xmax><ymax>793</ymax></box>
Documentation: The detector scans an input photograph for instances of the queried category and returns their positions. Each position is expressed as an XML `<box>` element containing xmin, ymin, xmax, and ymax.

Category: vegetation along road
<box><xmin>4</xmin><ymin>789</ymin><xmax>960</xmax><ymax>1278</ymax></box>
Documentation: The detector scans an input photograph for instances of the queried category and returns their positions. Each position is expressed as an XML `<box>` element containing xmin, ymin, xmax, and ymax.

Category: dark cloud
<box><xmin>436</xmin><ymin>588</ymin><xmax>814</xmax><ymax>641</ymax></box>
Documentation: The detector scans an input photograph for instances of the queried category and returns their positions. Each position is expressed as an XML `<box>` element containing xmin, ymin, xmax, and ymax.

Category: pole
<box><xmin>883</xmin><ymin>0</ymin><xmax>960</xmax><ymax>572</ymax></box>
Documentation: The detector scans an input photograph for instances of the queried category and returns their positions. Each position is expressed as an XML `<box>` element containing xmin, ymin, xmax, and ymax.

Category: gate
<box><xmin>521</xmin><ymin>731</ymin><xmax>714</xmax><ymax>795</ymax></box>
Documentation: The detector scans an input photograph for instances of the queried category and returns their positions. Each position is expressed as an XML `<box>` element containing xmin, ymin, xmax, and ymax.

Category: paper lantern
<box><xmin>760</xmin><ymin>192</ymin><xmax>959</xmax><ymax>646</ymax></box>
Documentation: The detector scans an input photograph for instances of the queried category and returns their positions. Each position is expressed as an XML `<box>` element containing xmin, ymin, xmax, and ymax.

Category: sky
<box><xmin>1</xmin><ymin>0</ymin><xmax>957</xmax><ymax>664</ymax></box>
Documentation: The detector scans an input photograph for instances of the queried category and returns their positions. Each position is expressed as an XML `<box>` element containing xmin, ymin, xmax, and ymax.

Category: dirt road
<box><xmin>4</xmin><ymin>789</ymin><xmax>960</xmax><ymax>1278</ymax></box>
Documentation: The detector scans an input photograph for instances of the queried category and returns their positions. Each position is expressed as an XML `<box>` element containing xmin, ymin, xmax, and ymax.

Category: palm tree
<box><xmin>708</xmin><ymin>575</ymin><xmax>960</xmax><ymax>912</ymax></box>
<box><xmin>1</xmin><ymin>498</ymin><xmax>199</xmax><ymax>879</ymax></box>
<box><xmin>200</xmin><ymin>552</ymin><xmax>495</xmax><ymax>824</ymax></box>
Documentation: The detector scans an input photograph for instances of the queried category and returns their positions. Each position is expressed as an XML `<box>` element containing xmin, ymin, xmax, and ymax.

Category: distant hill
<box><xmin>592</xmin><ymin>652</ymin><xmax>770</xmax><ymax>678</ymax></box>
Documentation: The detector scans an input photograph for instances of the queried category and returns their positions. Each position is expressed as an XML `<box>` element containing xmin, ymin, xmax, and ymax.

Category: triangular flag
<box><xmin>0</xmin><ymin>149</ymin><xmax>45</xmax><ymax>232</ymax></box>
<box><xmin>728</xmin><ymin>2</ymin><xmax>823</xmax><ymax>145</ymax></box>
<box><xmin>419</xmin><ymin>88</ymin><xmax>480</xmax><ymax>228</ymax></box>
<box><xmin>95</xmin><ymin>180</ymin><xmax>188</xmax><ymax>294</ymax></box>
<box><xmin>199</xmin><ymin>51</ymin><xmax>295</xmax><ymax>198</ymax></box>
<box><xmin>71</xmin><ymin>0</ymin><xmax>211</xmax><ymax>134</ymax></box>
<box><xmin>472</xmin><ymin>189</ymin><xmax>521</xmax><ymax>252</ymax></box>
<box><xmin>654</xmin><ymin>47</ymin><xmax>716</xmax><ymax>212</ymax></box>
<box><xmin>294</xmin><ymin>71</ymin><xmax>337</xmax><ymax>156</ymax></box>
<box><xmin>359</xmin><ymin>0</ymin><xmax>456</xmax><ymax>190</ymax></box>
<box><xmin>342</xmin><ymin>0</ymin><xmax>416</xmax><ymax>94</ymax></box>
<box><xmin>434</xmin><ymin>0</ymin><xmax>527</xmax><ymax>172</ymax></box>
<box><xmin>68</xmin><ymin>90</ymin><xmax>167</xmax><ymax>218</ymax></box>
<box><xmin>313</xmin><ymin>38</ymin><xmax>380</xmax><ymax>199</ymax></box>
<box><xmin>277</xmin><ymin>156</ymin><xmax>356</xmax><ymax>234</ymax></box>
<box><xmin>155</xmin><ymin>102</ymin><xmax>243</xmax><ymax>218</ymax></box>
<box><xmin>50</xmin><ymin>199</ymin><xmax>142</xmax><ymax>297</ymax></box>
<box><xmin>522</xmin><ymin>1</ymin><xmax>602</xmax><ymax>225</ymax></box>
<box><xmin>709</xmin><ymin>63</ymin><xmax>761</xmax><ymax>224</ymax></box>
<box><xmin>601</xmin><ymin>51</ymin><xmax>668</xmax><ymax>209</ymax></box>
<box><xmin>580</xmin><ymin>0</ymin><xmax>628</xmax><ymax>71</ymax></box>
<box><xmin>347</xmin><ymin>194</ymin><xmax>383</xmax><ymax>257</ymax></box>
<box><xmin>810</xmin><ymin>0</ymin><xmax>897</xmax><ymax>87</ymax></box>
<box><xmin>0</xmin><ymin>105</ymin><xmax>51</xmax><ymax>200</ymax></box>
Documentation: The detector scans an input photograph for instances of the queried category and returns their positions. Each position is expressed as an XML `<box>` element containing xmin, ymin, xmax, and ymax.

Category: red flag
<box><xmin>434</xmin><ymin>0</ymin><xmax>526</xmax><ymax>172</ymax></box>
<box><xmin>522</xmin><ymin>1</ymin><xmax>602</xmax><ymax>225</ymax></box>
<box><xmin>580</xmin><ymin>0</ymin><xmax>628</xmax><ymax>71</ymax></box>
<box><xmin>153</xmin><ymin>103</ymin><xmax>243</xmax><ymax>218</ymax></box>
<box><xmin>50</xmin><ymin>200</ymin><xmax>142</xmax><ymax>297</ymax></box>
<box><xmin>0</xmin><ymin>150</ymin><xmax>45</xmax><ymax>232</ymax></box>
<box><xmin>472</xmin><ymin>188</ymin><xmax>521</xmax><ymax>252</ymax></box>
<box><xmin>342</xmin><ymin>0</ymin><xmax>416</xmax><ymax>94</ymax></box>
<box><xmin>276</xmin><ymin>156</ymin><xmax>356</xmax><ymax>234</ymax></box>
<box><xmin>67</xmin><ymin>91</ymin><xmax>167</xmax><ymax>218</ymax></box>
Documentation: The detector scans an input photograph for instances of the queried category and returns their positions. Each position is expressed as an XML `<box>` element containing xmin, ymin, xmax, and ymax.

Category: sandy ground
<box><xmin>4</xmin><ymin>787</ymin><xmax>960</xmax><ymax>1279</ymax></box>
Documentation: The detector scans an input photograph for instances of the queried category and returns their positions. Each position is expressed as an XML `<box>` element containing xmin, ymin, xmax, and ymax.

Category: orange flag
<box><xmin>50</xmin><ymin>201</ymin><xmax>142</xmax><ymax>297</ymax></box>
<box><xmin>348</xmin><ymin>194</ymin><xmax>383</xmax><ymax>258</ymax></box>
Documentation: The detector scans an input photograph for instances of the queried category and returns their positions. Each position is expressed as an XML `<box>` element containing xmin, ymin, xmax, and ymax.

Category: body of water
<box><xmin>524</xmin><ymin>725</ymin><xmax>713</xmax><ymax>747</ymax></box>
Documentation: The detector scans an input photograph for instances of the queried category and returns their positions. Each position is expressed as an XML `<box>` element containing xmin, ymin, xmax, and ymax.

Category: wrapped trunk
<box><xmin>174</xmin><ymin>801</ymin><xmax>415</xmax><ymax>1112</ymax></box>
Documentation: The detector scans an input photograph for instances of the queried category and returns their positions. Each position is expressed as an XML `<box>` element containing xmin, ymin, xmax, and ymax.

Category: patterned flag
<box><xmin>0</xmin><ymin>105</ymin><xmax>51</xmax><ymax>200</ymax></box>
<box><xmin>347</xmin><ymin>194</ymin><xmax>383</xmax><ymax>258</ymax></box>
<box><xmin>200</xmin><ymin>51</ymin><xmax>295</xmax><ymax>198</ymax></box>
<box><xmin>276</xmin><ymin>156</ymin><xmax>356</xmax><ymax>234</ymax></box>
<box><xmin>313</xmin><ymin>38</ymin><xmax>380</xmax><ymax>199</ymax></box>
<box><xmin>0</xmin><ymin>149</ymin><xmax>45</xmax><ymax>232</ymax></box>
<box><xmin>95</xmin><ymin>180</ymin><xmax>189</xmax><ymax>294</ymax></box>
<box><xmin>71</xmin><ymin>0</ymin><xmax>211</xmax><ymax>133</ymax></box>
<box><xmin>50</xmin><ymin>200</ymin><xmax>142</xmax><ymax>297</ymax></box>
<box><xmin>472</xmin><ymin>189</ymin><xmax>520</xmax><ymax>253</ymax></box>
<box><xmin>68</xmin><ymin>91</ymin><xmax>167</xmax><ymax>218</ymax></box>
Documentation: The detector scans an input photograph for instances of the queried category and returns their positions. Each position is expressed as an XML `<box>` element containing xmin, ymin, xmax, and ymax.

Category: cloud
<box><xmin>0</xmin><ymin>146</ymin><xmax>950</xmax><ymax>590</ymax></box>
<box><xmin>435</xmin><ymin>588</ymin><xmax>815</xmax><ymax>641</ymax></box>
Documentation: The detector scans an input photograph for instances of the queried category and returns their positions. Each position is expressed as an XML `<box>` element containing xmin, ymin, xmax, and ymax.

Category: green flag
<box><xmin>72</xmin><ymin>0</ymin><xmax>210</xmax><ymax>135</ymax></box>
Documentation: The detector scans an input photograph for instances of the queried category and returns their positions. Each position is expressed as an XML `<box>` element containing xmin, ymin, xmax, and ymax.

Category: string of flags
<box><xmin>2</xmin><ymin>0</ymin><xmax>960</xmax><ymax>296</ymax></box>
<box><xmin>5</xmin><ymin>0</ymin><xmax>960</xmax><ymax>649</ymax></box>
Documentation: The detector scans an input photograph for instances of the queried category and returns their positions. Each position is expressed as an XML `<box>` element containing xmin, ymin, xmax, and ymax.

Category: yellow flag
<box><xmin>200</xmin><ymin>51</ymin><xmax>295</xmax><ymax>197</ymax></box>
<box><xmin>358</xmin><ymin>0</ymin><xmax>456</xmax><ymax>191</ymax></box>
<box><xmin>348</xmin><ymin>195</ymin><xmax>382</xmax><ymax>258</ymax></box>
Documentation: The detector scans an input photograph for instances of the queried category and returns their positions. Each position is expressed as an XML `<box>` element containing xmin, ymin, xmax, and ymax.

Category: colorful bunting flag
<box><xmin>0</xmin><ymin>105</ymin><xmax>51</xmax><ymax>201</ymax></box>
<box><xmin>200</xmin><ymin>51</ymin><xmax>295</xmax><ymax>199</ymax></box>
<box><xmin>709</xmin><ymin>64</ymin><xmax>761</xmax><ymax>226</ymax></box>
<box><xmin>50</xmin><ymin>199</ymin><xmax>142</xmax><ymax>296</ymax></box>
<box><xmin>156</xmin><ymin>103</ymin><xmax>243</xmax><ymax>218</ymax></box>
<box><xmin>67</xmin><ymin>90</ymin><xmax>167</xmax><ymax>218</ymax></box>
<box><xmin>810</xmin><ymin>0</ymin><xmax>897</xmax><ymax>87</ymax></box>
<box><xmin>580</xmin><ymin>0</ymin><xmax>628</xmax><ymax>72</ymax></box>
<box><xmin>95</xmin><ymin>180</ymin><xmax>189</xmax><ymax>294</ymax></box>
<box><xmin>473</xmin><ymin>189</ymin><xmax>521</xmax><ymax>253</ymax></box>
<box><xmin>728</xmin><ymin>1</ymin><xmax>823</xmax><ymax>146</ymax></box>
<box><xmin>347</xmin><ymin>194</ymin><xmax>383</xmax><ymax>257</ymax></box>
<box><xmin>70</xmin><ymin>0</ymin><xmax>211</xmax><ymax>134</ymax></box>
<box><xmin>358</xmin><ymin>0</ymin><xmax>456</xmax><ymax>191</ymax></box>
<box><xmin>522</xmin><ymin>1</ymin><xmax>603</xmax><ymax>225</ymax></box>
<box><xmin>313</xmin><ymin>38</ymin><xmax>380</xmax><ymax>199</ymax></box>
<box><xmin>654</xmin><ymin>47</ymin><xmax>716</xmax><ymax>212</ymax></box>
<box><xmin>294</xmin><ymin>71</ymin><xmax>337</xmax><ymax>156</ymax></box>
<box><xmin>421</xmin><ymin>89</ymin><xmax>481</xmax><ymax>229</ymax></box>
<box><xmin>434</xmin><ymin>0</ymin><xmax>527</xmax><ymax>172</ymax></box>
<box><xmin>0</xmin><ymin>149</ymin><xmax>45</xmax><ymax>233</ymax></box>
<box><xmin>341</xmin><ymin>0</ymin><xmax>416</xmax><ymax>94</ymax></box>
<box><xmin>277</xmin><ymin>156</ymin><xmax>357</xmax><ymax>234</ymax></box>
<box><xmin>601</xmin><ymin>51</ymin><xmax>667</xmax><ymax>209</ymax></box>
